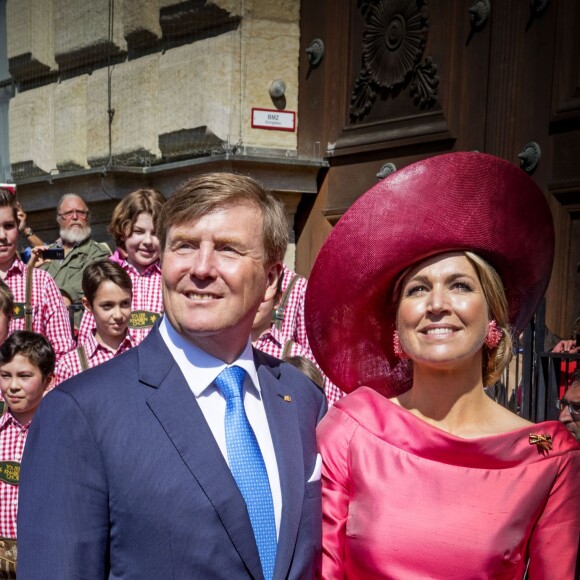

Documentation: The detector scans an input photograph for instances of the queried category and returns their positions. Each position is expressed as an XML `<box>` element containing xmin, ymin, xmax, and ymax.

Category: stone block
<box><xmin>87</xmin><ymin>54</ymin><xmax>161</xmax><ymax>167</ymax></box>
<box><xmin>54</xmin><ymin>0</ymin><xmax>127</xmax><ymax>71</ymax></box>
<box><xmin>55</xmin><ymin>75</ymin><xmax>88</xmax><ymax>170</ymax></box>
<box><xmin>122</xmin><ymin>0</ymin><xmax>162</xmax><ymax>51</ymax></box>
<box><xmin>7</xmin><ymin>0</ymin><xmax>56</xmax><ymax>81</ymax></box>
<box><xmin>9</xmin><ymin>85</ymin><xmax>56</xmax><ymax>178</ymax></box>
<box><xmin>239</xmin><ymin>0</ymin><xmax>297</xmax><ymax>22</ymax></box>
<box><xmin>159</xmin><ymin>0</ymin><xmax>239</xmax><ymax>41</ymax></box>
<box><xmin>158</xmin><ymin>32</ymin><xmax>241</xmax><ymax>157</ymax></box>
<box><xmin>241</xmin><ymin>19</ymin><xmax>298</xmax><ymax>150</ymax></box>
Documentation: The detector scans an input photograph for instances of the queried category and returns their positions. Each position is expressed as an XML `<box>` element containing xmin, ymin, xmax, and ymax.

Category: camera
<box><xmin>41</xmin><ymin>248</ymin><xmax>65</xmax><ymax>261</ymax></box>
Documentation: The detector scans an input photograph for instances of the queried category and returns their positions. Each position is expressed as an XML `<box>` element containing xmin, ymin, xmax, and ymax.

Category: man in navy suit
<box><xmin>17</xmin><ymin>173</ymin><xmax>326</xmax><ymax>579</ymax></box>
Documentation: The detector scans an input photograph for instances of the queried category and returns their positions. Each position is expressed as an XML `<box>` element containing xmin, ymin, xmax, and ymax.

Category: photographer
<box><xmin>36</xmin><ymin>194</ymin><xmax>110</xmax><ymax>329</ymax></box>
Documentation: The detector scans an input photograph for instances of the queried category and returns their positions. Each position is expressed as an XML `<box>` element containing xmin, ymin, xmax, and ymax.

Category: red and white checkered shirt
<box><xmin>54</xmin><ymin>331</ymin><xmax>135</xmax><ymax>386</ymax></box>
<box><xmin>5</xmin><ymin>259</ymin><xmax>75</xmax><ymax>361</ymax></box>
<box><xmin>254</xmin><ymin>266</ymin><xmax>345</xmax><ymax>406</ymax></box>
<box><xmin>77</xmin><ymin>260</ymin><xmax>163</xmax><ymax>346</ymax></box>
<box><xmin>0</xmin><ymin>412</ymin><xmax>29</xmax><ymax>538</ymax></box>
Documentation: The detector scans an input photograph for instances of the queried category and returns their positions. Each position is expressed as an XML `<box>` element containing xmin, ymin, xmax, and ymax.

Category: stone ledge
<box><xmin>160</xmin><ymin>0</ymin><xmax>240</xmax><ymax>40</ymax></box>
<box><xmin>158</xmin><ymin>127</ymin><xmax>226</xmax><ymax>161</ymax></box>
<box><xmin>11</xmin><ymin>161</ymin><xmax>49</xmax><ymax>181</ymax></box>
<box><xmin>8</xmin><ymin>53</ymin><xmax>52</xmax><ymax>83</ymax></box>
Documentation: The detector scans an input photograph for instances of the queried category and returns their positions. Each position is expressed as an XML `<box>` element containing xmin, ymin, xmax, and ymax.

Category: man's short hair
<box><xmin>109</xmin><ymin>189</ymin><xmax>166</xmax><ymax>247</ymax></box>
<box><xmin>0</xmin><ymin>188</ymin><xmax>18</xmax><ymax>223</ymax></box>
<box><xmin>57</xmin><ymin>193</ymin><xmax>89</xmax><ymax>215</ymax></box>
<box><xmin>0</xmin><ymin>280</ymin><xmax>14</xmax><ymax>319</ymax></box>
<box><xmin>570</xmin><ymin>368</ymin><xmax>580</xmax><ymax>387</ymax></box>
<box><xmin>158</xmin><ymin>173</ymin><xmax>289</xmax><ymax>265</ymax></box>
<box><xmin>82</xmin><ymin>260</ymin><xmax>133</xmax><ymax>307</ymax></box>
<box><xmin>56</xmin><ymin>193</ymin><xmax>91</xmax><ymax>225</ymax></box>
<box><xmin>0</xmin><ymin>331</ymin><xmax>55</xmax><ymax>379</ymax></box>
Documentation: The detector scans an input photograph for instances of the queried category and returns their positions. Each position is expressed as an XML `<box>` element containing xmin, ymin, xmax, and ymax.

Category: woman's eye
<box><xmin>452</xmin><ymin>281</ymin><xmax>473</xmax><ymax>291</ymax></box>
<box><xmin>405</xmin><ymin>284</ymin><xmax>427</xmax><ymax>296</ymax></box>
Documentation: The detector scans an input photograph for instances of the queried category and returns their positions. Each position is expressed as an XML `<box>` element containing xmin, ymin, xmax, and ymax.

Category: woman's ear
<box><xmin>82</xmin><ymin>296</ymin><xmax>92</xmax><ymax>312</ymax></box>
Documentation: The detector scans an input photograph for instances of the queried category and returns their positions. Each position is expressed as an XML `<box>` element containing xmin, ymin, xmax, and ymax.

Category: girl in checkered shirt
<box><xmin>77</xmin><ymin>189</ymin><xmax>165</xmax><ymax>345</ymax></box>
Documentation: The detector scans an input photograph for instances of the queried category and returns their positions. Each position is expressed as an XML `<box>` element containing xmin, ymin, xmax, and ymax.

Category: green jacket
<box><xmin>40</xmin><ymin>237</ymin><xmax>111</xmax><ymax>304</ymax></box>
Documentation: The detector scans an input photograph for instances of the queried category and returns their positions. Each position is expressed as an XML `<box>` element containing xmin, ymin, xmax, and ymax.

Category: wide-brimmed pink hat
<box><xmin>305</xmin><ymin>152</ymin><xmax>555</xmax><ymax>396</ymax></box>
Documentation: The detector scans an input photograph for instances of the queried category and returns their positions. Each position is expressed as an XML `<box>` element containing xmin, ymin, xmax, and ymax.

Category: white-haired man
<box><xmin>40</xmin><ymin>194</ymin><xmax>110</xmax><ymax>325</ymax></box>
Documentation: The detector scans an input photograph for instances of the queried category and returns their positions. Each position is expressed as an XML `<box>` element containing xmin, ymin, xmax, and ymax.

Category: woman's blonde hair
<box><xmin>464</xmin><ymin>251</ymin><xmax>513</xmax><ymax>387</ymax></box>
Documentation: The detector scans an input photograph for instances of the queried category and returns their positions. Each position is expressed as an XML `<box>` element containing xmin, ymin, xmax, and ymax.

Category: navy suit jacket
<box><xmin>17</xmin><ymin>326</ymin><xmax>327</xmax><ymax>579</ymax></box>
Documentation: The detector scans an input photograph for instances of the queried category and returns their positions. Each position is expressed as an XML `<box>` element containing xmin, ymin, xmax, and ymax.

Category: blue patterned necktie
<box><xmin>215</xmin><ymin>366</ymin><xmax>277</xmax><ymax>580</ymax></box>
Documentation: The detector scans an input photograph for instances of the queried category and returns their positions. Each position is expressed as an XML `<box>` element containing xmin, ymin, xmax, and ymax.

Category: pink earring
<box><xmin>485</xmin><ymin>320</ymin><xmax>502</xmax><ymax>349</ymax></box>
<box><xmin>393</xmin><ymin>331</ymin><xmax>407</xmax><ymax>359</ymax></box>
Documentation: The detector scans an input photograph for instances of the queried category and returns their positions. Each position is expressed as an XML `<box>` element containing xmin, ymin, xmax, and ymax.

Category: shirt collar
<box><xmin>123</xmin><ymin>260</ymin><xmax>161</xmax><ymax>277</ymax></box>
<box><xmin>159</xmin><ymin>316</ymin><xmax>259</xmax><ymax>397</ymax></box>
<box><xmin>255</xmin><ymin>326</ymin><xmax>285</xmax><ymax>349</ymax></box>
<box><xmin>84</xmin><ymin>330</ymin><xmax>134</xmax><ymax>357</ymax></box>
<box><xmin>4</xmin><ymin>258</ymin><xmax>23</xmax><ymax>278</ymax></box>
<box><xmin>0</xmin><ymin>410</ymin><xmax>30</xmax><ymax>431</ymax></box>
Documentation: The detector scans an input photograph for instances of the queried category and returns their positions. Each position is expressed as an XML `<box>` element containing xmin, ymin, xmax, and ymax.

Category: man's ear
<box><xmin>82</xmin><ymin>296</ymin><xmax>92</xmax><ymax>312</ymax></box>
<box><xmin>264</xmin><ymin>262</ymin><xmax>283</xmax><ymax>303</ymax></box>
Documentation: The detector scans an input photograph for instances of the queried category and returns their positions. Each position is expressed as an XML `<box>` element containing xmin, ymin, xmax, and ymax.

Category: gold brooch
<box><xmin>529</xmin><ymin>433</ymin><xmax>553</xmax><ymax>453</ymax></box>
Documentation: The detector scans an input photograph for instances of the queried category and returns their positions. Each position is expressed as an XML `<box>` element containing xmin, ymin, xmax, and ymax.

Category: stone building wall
<box><xmin>6</xmin><ymin>0</ymin><xmax>300</xmax><ymax>178</ymax></box>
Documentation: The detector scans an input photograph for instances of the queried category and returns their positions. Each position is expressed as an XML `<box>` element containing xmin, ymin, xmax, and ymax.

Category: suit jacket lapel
<box><xmin>257</xmin><ymin>353</ymin><xmax>305</xmax><ymax>579</ymax></box>
<box><xmin>140</xmin><ymin>330</ymin><xmax>264</xmax><ymax>579</ymax></box>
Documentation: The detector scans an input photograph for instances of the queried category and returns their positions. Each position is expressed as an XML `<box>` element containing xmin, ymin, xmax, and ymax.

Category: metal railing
<box><xmin>488</xmin><ymin>299</ymin><xmax>579</xmax><ymax>423</ymax></box>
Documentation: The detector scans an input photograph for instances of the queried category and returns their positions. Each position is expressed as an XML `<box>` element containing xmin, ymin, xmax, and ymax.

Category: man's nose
<box><xmin>190</xmin><ymin>247</ymin><xmax>216</xmax><ymax>278</ymax></box>
<box><xmin>559</xmin><ymin>406</ymin><xmax>572</xmax><ymax>423</ymax></box>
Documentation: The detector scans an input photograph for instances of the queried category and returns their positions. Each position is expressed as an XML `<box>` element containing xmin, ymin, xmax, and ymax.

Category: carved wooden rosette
<box><xmin>350</xmin><ymin>0</ymin><xmax>439</xmax><ymax>121</ymax></box>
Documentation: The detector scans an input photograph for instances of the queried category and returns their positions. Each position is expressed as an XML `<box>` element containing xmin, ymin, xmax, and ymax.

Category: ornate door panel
<box><xmin>299</xmin><ymin>0</ymin><xmax>491</xmax><ymax>216</ymax></box>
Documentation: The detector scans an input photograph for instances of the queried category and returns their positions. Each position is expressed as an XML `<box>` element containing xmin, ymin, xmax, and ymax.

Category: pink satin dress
<box><xmin>318</xmin><ymin>387</ymin><xmax>580</xmax><ymax>579</ymax></box>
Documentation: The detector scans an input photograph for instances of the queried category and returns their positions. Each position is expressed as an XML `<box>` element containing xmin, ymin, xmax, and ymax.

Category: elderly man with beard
<box><xmin>39</xmin><ymin>194</ymin><xmax>110</xmax><ymax>327</ymax></box>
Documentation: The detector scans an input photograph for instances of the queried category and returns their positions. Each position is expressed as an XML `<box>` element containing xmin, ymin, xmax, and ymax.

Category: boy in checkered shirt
<box><xmin>0</xmin><ymin>331</ymin><xmax>55</xmax><ymax>558</ymax></box>
<box><xmin>0</xmin><ymin>189</ymin><xmax>75</xmax><ymax>362</ymax></box>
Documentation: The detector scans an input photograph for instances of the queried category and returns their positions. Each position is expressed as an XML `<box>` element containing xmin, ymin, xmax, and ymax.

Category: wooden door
<box><xmin>298</xmin><ymin>0</ymin><xmax>580</xmax><ymax>340</ymax></box>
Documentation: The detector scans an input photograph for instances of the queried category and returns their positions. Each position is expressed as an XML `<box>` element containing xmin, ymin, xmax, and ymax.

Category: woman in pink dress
<box><xmin>305</xmin><ymin>152</ymin><xmax>580</xmax><ymax>579</ymax></box>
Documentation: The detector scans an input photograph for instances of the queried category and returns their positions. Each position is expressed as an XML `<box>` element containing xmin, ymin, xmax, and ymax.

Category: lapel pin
<box><xmin>277</xmin><ymin>394</ymin><xmax>292</xmax><ymax>403</ymax></box>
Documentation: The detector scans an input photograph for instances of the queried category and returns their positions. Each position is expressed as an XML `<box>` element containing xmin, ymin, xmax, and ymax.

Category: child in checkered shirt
<box><xmin>77</xmin><ymin>189</ymin><xmax>165</xmax><ymax>345</ymax></box>
<box><xmin>0</xmin><ymin>331</ymin><xmax>55</xmax><ymax>550</ymax></box>
<box><xmin>54</xmin><ymin>260</ymin><xmax>134</xmax><ymax>385</ymax></box>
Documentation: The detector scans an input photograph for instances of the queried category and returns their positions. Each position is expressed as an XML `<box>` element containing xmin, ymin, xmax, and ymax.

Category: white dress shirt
<box><xmin>159</xmin><ymin>316</ymin><xmax>282</xmax><ymax>537</ymax></box>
